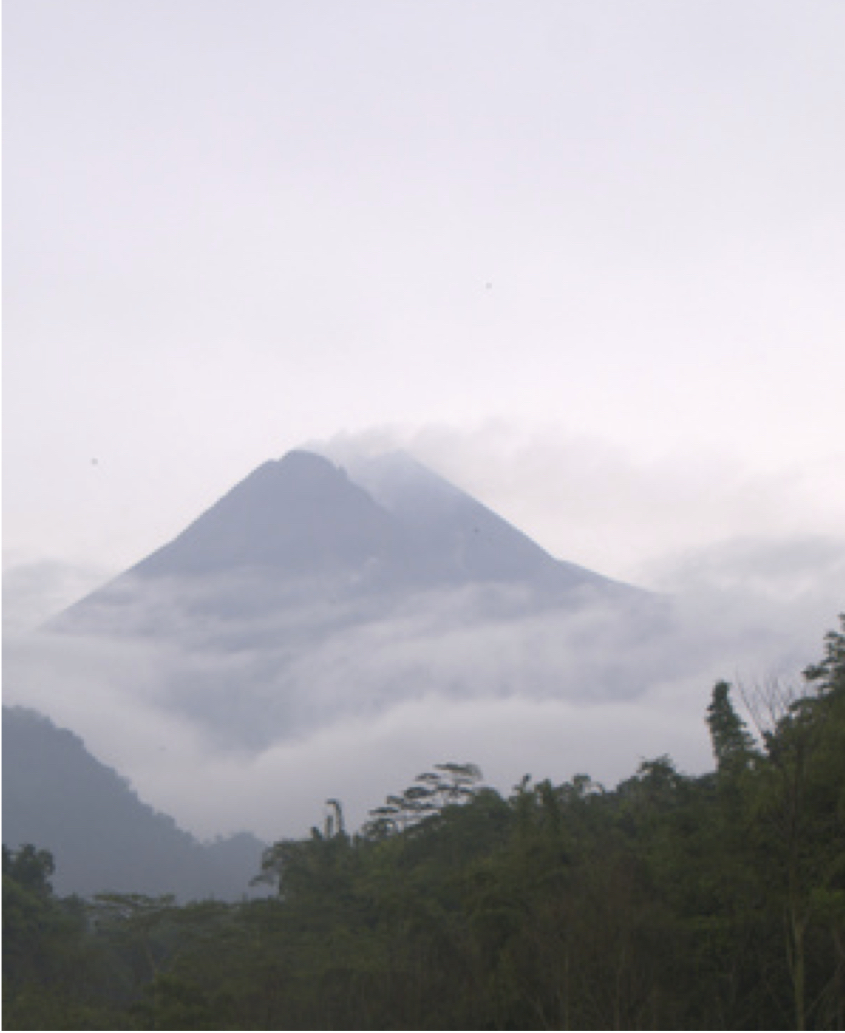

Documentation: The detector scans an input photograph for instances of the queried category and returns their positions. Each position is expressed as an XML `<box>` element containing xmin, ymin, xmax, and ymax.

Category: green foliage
<box><xmin>707</xmin><ymin>680</ymin><xmax>757</xmax><ymax>773</ymax></box>
<box><xmin>5</xmin><ymin>619</ymin><xmax>845</xmax><ymax>1029</ymax></box>
<box><xmin>362</xmin><ymin>760</ymin><xmax>484</xmax><ymax>838</ymax></box>
<box><xmin>803</xmin><ymin>613</ymin><xmax>845</xmax><ymax>695</ymax></box>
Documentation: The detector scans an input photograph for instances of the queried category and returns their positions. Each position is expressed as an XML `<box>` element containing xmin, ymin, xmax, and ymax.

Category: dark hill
<box><xmin>2</xmin><ymin>706</ymin><xmax>265</xmax><ymax>901</ymax></box>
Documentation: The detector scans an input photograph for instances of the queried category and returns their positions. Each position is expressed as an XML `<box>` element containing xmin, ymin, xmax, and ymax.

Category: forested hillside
<box><xmin>4</xmin><ymin>617</ymin><xmax>844</xmax><ymax>1031</ymax></box>
<box><xmin>2</xmin><ymin>707</ymin><xmax>265</xmax><ymax>901</ymax></box>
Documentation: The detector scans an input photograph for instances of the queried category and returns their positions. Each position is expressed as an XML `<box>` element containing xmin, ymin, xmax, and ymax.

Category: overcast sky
<box><xmin>4</xmin><ymin>1</ymin><xmax>845</xmax><ymax>845</ymax></box>
<box><xmin>5</xmin><ymin>0</ymin><xmax>845</xmax><ymax>611</ymax></box>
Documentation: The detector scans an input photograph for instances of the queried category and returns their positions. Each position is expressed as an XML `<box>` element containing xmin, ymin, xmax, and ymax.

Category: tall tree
<box><xmin>707</xmin><ymin>680</ymin><xmax>756</xmax><ymax>773</ymax></box>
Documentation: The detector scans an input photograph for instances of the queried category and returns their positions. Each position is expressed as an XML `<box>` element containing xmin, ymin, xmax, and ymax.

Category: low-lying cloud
<box><xmin>5</xmin><ymin>429</ymin><xmax>842</xmax><ymax>844</ymax></box>
<box><xmin>5</xmin><ymin>559</ymin><xmax>839</xmax><ymax>842</ymax></box>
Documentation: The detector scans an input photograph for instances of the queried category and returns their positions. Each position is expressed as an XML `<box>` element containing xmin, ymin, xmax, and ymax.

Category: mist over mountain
<box><xmin>44</xmin><ymin>450</ymin><xmax>662</xmax><ymax>750</ymax></box>
<box><xmin>344</xmin><ymin>449</ymin><xmax>625</xmax><ymax>592</ymax></box>
<box><xmin>8</xmin><ymin>445</ymin><xmax>806</xmax><ymax>863</ymax></box>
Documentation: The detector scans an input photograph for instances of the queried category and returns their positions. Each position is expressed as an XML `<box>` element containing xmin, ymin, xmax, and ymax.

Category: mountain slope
<box><xmin>134</xmin><ymin>451</ymin><xmax>402</xmax><ymax>579</ymax></box>
<box><xmin>348</xmin><ymin>449</ymin><xmax>632</xmax><ymax>593</ymax></box>
<box><xmin>2</xmin><ymin>706</ymin><xmax>265</xmax><ymax>900</ymax></box>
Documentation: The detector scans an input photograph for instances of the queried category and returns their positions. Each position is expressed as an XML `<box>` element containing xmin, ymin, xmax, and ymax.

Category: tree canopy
<box><xmin>5</xmin><ymin>616</ymin><xmax>845</xmax><ymax>1030</ymax></box>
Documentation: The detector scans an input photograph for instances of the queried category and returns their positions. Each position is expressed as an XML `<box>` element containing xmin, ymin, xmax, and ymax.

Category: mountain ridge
<box><xmin>2</xmin><ymin>705</ymin><xmax>266</xmax><ymax>900</ymax></box>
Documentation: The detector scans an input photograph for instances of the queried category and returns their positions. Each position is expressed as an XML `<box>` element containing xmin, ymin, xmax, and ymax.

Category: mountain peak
<box><xmin>270</xmin><ymin>448</ymin><xmax>345</xmax><ymax>478</ymax></box>
<box><xmin>56</xmin><ymin>448</ymin><xmax>640</xmax><ymax>642</ymax></box>
<box><xmin>133</xmin><ymin>450</ymin><xmax>396</xmax><ymax>578</ymax></box>
<box><xmin>233</xmin><ymin>450</ymin><xmax>347</xmax><ymax>491</ymax></box>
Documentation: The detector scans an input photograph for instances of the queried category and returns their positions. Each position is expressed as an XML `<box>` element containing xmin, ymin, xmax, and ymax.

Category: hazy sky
<box><xmin>5</xmin><ymin>0</ymin><xmax>845</xmax><ymax>606</ymax></box>
<box><xmin>4</xmin><ymin>1</ymin><xmax>845</xmax><ymax>845</ymax></box>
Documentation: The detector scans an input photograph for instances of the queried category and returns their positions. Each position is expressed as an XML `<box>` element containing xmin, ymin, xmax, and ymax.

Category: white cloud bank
<box><xmin>4</xmin><ymin>557</ymin><xmax>839</xmax><ymax>842</ymax></box>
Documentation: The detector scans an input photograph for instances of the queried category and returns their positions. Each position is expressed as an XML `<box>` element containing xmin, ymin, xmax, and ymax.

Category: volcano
<box><xmin>44</xmin><ymin>449</ymin><xmax>661</xmax><ymax>749</ymax></box>
<box><xmin>58</xmin><ymin>449</ymin><xmax>638</xmax><ymax>634</ymax></box>
<box><xmin>6</xmin><ymin>448</ymin><xmax>678</xmax><ymax>896</ymax></box>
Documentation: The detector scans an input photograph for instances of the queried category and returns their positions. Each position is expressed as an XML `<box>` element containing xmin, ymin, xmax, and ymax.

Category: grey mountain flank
<box><xmin>58</xmin><ymin>449</ymin><xmax>644</xmax><ymax>631</ymax></box>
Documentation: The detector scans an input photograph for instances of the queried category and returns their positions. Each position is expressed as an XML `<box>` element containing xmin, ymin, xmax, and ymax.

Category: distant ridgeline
<box><xmin>2</xmin><ymin>706</ymin><xmax>265</xmax><ymax>901</ymax></box>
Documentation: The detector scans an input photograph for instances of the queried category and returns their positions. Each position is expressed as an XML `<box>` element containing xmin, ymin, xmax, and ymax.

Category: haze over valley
<box><xmin>4</xmin><ymin>445</ymin><xmax>840</xmax><ymax>899</ymax></box>
<box><xmin>4</xmin><ymin>0</ymin><xmax>844</xmax><ymax>908</ymax></box>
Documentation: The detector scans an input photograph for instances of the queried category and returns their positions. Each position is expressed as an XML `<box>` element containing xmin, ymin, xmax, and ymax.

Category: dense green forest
<box><xmin>4</xmin><ymin>617</ymin><xmax>844</xmax><ymax>1031</ymax></box>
